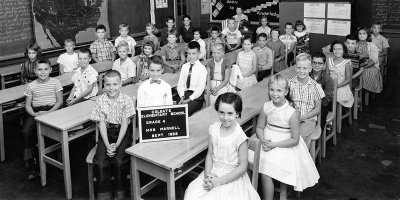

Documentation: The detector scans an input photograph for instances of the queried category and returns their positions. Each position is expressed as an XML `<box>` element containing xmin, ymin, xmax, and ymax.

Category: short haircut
<box><xmin>117</xmin><ymin>41</ymin><xmax>129</xmax><ymax>50</ymax></box>
<box><xmin>330</xmin><ymin>40</ymin><xmax>348</xmax><ymax>54</ymax></box>
<box><xmin>211</xmin><ymin>27</ymin><xmax>220</xmax><ymax>33</ymax></box>
<box><xmin>78</xmin><ymin>48</ymin><xmax>92</xmax><ymax>57</ymax></box>
<box><xmin>212</xmin><ymin>43</ymin><xmax>225</xmax><ymax>52</ymax></box>
<box><xmin>193</xmin><ymin>27</ymin><xmax>202</xmax><ymax>36</ymax></box>
<box><xmin>259</xmin><ymin>15</ymin><xmax>269</xmax><ymax>26</ymax></box>
<box><xmin>166</xmin><ymin>16</ymin><xmax>175</xmax><ymax>22</ymax></box>
<box><xmin>105</xmin><ymin>70</ymin><xmax>121</xmax><ymax>80</ymax></box>
<box><xmin>311</xmin><ymin>51</ymin><xmax>326</xmax><ymax>63</ymax></box>
<box><xmin>96</xmin><ymin>24</ymin><xmax>106</xmax><ymax>31</ymax></box>
<box><xmin>119</xmin><ymin>23</ymin><xmax>129</xmax><ymax>30</ymax></box>
<box><xmin>296</xmin><ymin>53</ymin><xmax>312</xmax><ymax>64</ymax></box>
<box><xmin>257</xmin><ymin>32</ymin><xmax>268</xmax><ymax>40</ymax></box>
<box><xmin>236</xmin><ymin>5</ymin><xmax>243</xmax><ymax>10</ymax></box>
<box><xmin>356</xmin><ymin>26</ymin><xmax>372</xmax><ymax>42</ymax></box>
<box><xmin>271</xmin><ymin>28</ymin><xmax>280</xmax><ymax>35</ymax></box>
<box><xmin>285</xmin><ymin>22</ymin><xmax>293</xmax><ymax>28</ymax></box>
<box><xmin>145</xmin><ymin>23</ymin><xmax>158</xmax><ymax>34</ymax></box>
<box><xmin>36</xmin><ymin>59</ymin><xmax>51</xmax><ymax>67</ymax></box>
<box><xmin>183</xmin><ymin>15</ymin><xmax>191</xmax><ymax>21</ymax></box>
<box><xmin>64</xmin><ymin>39</ymin><xmax>75</xmax><ymax>45</ymax></box>
<box><xmin>243</xmin><ymin>36</ymin><xmax>252</xmax><ymax>43</ymax></box>
<box><xmin>167</xmin><ymin>30</ymin><xmax>178</xmax><ymax>37</ymax></box>
<box><xmin>188</xmin><ymin>41</ymin><xmax>200</xmax><ymax>51</ymax></box>
<box><xmin>25</xmin><ymin>43</ymin><xmax>41</xmax><ymax>57</ymax></box>
<box><xmin>214</xmin><ymin>92</ymin><xmax>243</xmax><ymax>118</ymax></box>
<box><xmin>148</xmin><ymin>55</ymin><xmax>164</xmax><ymax>68</ymax></box>
<box><xmin>295</xmin><ymin>20</ymin><xmax>306</xmax><ymax>30</ymax></box>
<box><xmin>345</xmin><ymin>34</ymin><xmax>357</xmax><ymax>41</ymax></box>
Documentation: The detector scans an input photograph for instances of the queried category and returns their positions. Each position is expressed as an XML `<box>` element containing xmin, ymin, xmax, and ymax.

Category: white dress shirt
<box><xmin>112</xmin><ymin>58</ymin><xmax>136</xmax><ymax>82</ymax></box>
<box><xmin>177</xmin><ymin>60</ymin><xmax>207</xmax><ymax>101</ymax></box>
<box><xmin>137</xmin><ymin>78</ymin><xmax>173</xmax><ymax>108</ymax></box>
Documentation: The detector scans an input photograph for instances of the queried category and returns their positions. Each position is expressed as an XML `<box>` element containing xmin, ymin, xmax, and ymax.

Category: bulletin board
<box><xmin>279</xmin><ymin>1</ymin><xmax>351</xmax><ymax>54</ymax></box>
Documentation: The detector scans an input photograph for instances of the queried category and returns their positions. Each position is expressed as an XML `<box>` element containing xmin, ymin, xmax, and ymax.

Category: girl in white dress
<box><xmin>328</xmin><ymin>41</ymin><xmax>354</xmax><ymax>108</ymax></box>
<box><xmin>236</xmin><ymin>36</ymin><xmax>257</xmax><ymax>90</ymax></box>
<box><xmin>256</xmin><ymin>74</ymin><xmax>319</xmax><ymax>200</ymax></box>
<box><xmin>184</xmin><ymin>92</ymin><xmax>260</xmax><ymax>200</ymax></box>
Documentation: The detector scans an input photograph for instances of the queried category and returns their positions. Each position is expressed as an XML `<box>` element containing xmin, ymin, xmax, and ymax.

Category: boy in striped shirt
<box><xmin>22</xmin><ymin>59</ymin><xmax>63</xmax><ymax>180</ymax></box>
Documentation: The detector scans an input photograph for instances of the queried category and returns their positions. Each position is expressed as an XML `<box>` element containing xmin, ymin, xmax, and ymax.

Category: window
<box><xmin>177</xmin><ymin>0</ymin><xmax>187</xmax><ymax>16</ymax></box>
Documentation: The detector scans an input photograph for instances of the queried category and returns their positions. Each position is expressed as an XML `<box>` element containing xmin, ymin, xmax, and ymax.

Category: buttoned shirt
<box><xmin>71</xmin><ymin>65</ymin><xmax>99</xmax><ymax>99</ymax></box>
<box><xmin>90</xmin><ymin>92</ymin><xmax>136</xmax><ymax>124</ymax></box>
<box><xmin>177</xmin><ymin>60</ymin><xmax>207</xmax><ymax>100</ymax></box>
<box><xmin>115</xmin><ymin>36</ymin><xmax>137</xmax><ymax>54</ymax></box>
<box><xmin>289</xmin><ymin>76</ymin><xmax>325</xmax><ymax>120</ymax></box>
<box><xmin>371</xmin><ymin>34</ymin><xmax>390</xmax><ymax>52</ymax></box>
<box><xmin>137</xmin><ymin>78</ymin><xmax>173</xmax><ymax>108</ymax></box>
<box><xmin>253</xmin><ymin>46</ymin><xmax>273</xmax><ymax>70</ymax></box>
<box><xmin>112</xmin><ymin>58</ymin><xmax>136</xmax><ymax>81</ymax></box>
<box><xmin>160</xmin><ymin>43</ymin><xmax>185</xmax><ymax>61</ymax></box>
<box><xmin>179</xmin><ymin>26</ymin><xmax>195</xmax><ymax>43</ymax></box>
<box><xmin>221</xmin><ymin>28</ymin><xmax>242</xmax><ymax>45</ymax></box>
<box><xmin>90</xmin><ymin>39</ymin><xmax>116</xmax><ymax>62</ymax></box>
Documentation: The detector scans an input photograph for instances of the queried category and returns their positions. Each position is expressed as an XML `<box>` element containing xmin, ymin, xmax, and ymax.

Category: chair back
<box><xmin>247</xmin><ymin>134</ymin><xmax>262</xmax><ymax>189</ymax></box>
<box><xmin>271</xmin><ymin>50</ymin><xmax>275</xmax><ymax>76</ymax></box>
<box><xmin>331</xmin><ymin>76</ymin><xmax>338</xmax><ymax>123</ymax></box>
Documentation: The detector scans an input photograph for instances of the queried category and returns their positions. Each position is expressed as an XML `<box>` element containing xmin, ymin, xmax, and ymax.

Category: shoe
<box><xmin>115</xmin><ymin>191</ymin><xmax>125</xmax><ymax>200</ymax></box>
<box><xmin>27</xmin><ymin>168</ymin><xmax>39</xmax><ymax>180</ymax></box>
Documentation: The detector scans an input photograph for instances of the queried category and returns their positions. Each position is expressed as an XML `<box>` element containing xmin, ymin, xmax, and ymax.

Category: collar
<box><xmin>104</xmin><ymin>91</ymin><xmax>124</xmax><ymax>104</ymax></box>
<box><xmin>214</xmin><ymin>58</ymin><xmax>224</xmax><ymax>64</ymax></box>
<box><xmin>294</xmin><ymin>75</ymin><xmax>313</xmax><ymax>85</ymax></box>
<box><xmin>255</xmin><ymin>46</ymin><xmax>268</xmax><ymax>51</ymax></box>
<box><xmin>189</xmin><ymin>60</ymin><xmax>201</xmax><ymax>66</ymax></box>
<box><xmin>167</xmin><ymin>43</ymin><xmax>178</xmax><ymax>49</ymax></box>
<box><xmin>96</xmin><ymin>39</ymin><xmax>108</xmax><ymax>43</ymax></box>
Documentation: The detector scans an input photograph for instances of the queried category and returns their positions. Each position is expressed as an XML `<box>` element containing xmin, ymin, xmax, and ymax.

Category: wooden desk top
<box><xmin>0</xmin><ymin>61</ymin><xmax>113</xmax><ymax>105</ymax></box>
<box><xmin>0</xmin><ymin>64</ymin><xmax>20</xmax><ymax>76</ymax></box>
<box><xmin>35</xmin><ymin>73</ymin><xmax>180</xmax><ymax>131</ymax></box>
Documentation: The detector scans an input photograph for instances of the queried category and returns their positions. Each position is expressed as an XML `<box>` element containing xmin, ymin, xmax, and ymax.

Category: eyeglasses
<box><xmin>312</xmin><ymin>61</ymin><xmax>325</xmax><ymax>65</ymax></box>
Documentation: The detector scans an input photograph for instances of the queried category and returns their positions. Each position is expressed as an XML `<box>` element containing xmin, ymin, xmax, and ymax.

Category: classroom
<box><xmin>0</xmin><ymin>0</ymin><xmax>399</xmax><ymax>199</ymax></box>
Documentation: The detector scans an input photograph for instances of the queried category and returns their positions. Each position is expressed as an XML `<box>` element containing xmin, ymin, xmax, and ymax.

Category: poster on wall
<box><xmin>304</xmin><ymin>3</ymin><xmax>325</xmax><ymax>18</ymax></box>
<box><xmin>327</xmin><ymin>20</ymin><xmax>350</xmax><ymax>36</ymax></box>
<box><xmin>327</xmin><ymin>3</ymin><xmax>351</xmax><ymax>19</ymax></box>
<box><xmin>304</xmin><ymin>18</ymin><xmax>325</xmax><ymax>34</ymax></box>
<box><xmin>156</xmin><ymin>0</ymin><xmax>168</xmax><ymax>8</ymax></box>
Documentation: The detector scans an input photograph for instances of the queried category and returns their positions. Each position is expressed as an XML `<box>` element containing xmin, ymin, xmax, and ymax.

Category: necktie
<box><xmin>150</xmin><ymin>79</ymin><xmax>161</xmax><ymax>84</ymax></box>
<box><xmin>186</xmin><ymin>63</ymin><xmax>194</xmax><ymax>89</ymax></box>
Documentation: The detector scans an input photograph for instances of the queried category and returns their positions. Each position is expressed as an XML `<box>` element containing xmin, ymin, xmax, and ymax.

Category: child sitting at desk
<box><xmin>90</xmin><ymin>70</ymin><xmax>136</xmax><ymax>200</ymax></box>
<box><xmin>177</xmin><ymin>41</ymin><xmax>208</xmax><ymax>116</ymax></box>
<box><xmin>184</xmin><ymin>92</ymin><xmax>260</xmax><ymax>200</ymax></box>
<box><xmin>288</xmin><ymin>53</ymin><xmax>325</xmax><ymax>148</ymax></box>
<box><xmin>132</xmin><ymin>41</ymin><xmax>155</xmax><ymax>82</ymax></box>
<box><xmin>112</xmin><ymin>42</ymin><xmax>136</xmax><ymax>85</ymax></box>
<box><xmin>160</xmin><ymin>30</ymin><xmax>185</xmax><ymax>74</ymax></box>
<box><xmin>22</xmin><ymin>59</ymin><xmax>63</xmax><ymax>180</ymax></box>
<box><xmin>221</xmin><ymin>18</ymin><xmax>242</xmax><ymax>52</ymax></box>
<box><xmin>206</xmin><ymin>27</ymin><xmax>225</xmax><ymax>59</ymax></box>
<box><xmin>66</xmin><ymin>48</ymin><xmax>99</xmax><ymax>106</ymax></box>
<box><xmin>57</xmin><ymin>39</ymin><xmax>78</xmax><ymax>74</ymax></box>
<box><xmin>137</xmin><ymin>55</ymin><xmax>173</xmax><ymax>107</ymax></box>
<box><xmin>21</xmin><ymin>43</ymin><xmax>41</xmax><ymax>84</ymax></box>
<box><xmin>90</xmin><ymin>24</ymin><xmax>116</xmax><ymax>63</ymax></box>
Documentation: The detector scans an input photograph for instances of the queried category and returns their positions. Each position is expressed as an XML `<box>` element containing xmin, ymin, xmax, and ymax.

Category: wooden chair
<box><xmin>353</xmin><ymin>67</ymin><xmax>364</xmax><ymax>120</ymax></box>
<box><xmin>310</xmin><ymin>111</ymin><xmax>322</xmax><ymax>163</ymax></box>
<box><xmin>86</xmin><ymin>115</ymin><xmax>137</xmax><ymax>200</ymax></box>
<box><xmin>322</xmin><ymin>77</ymin><xmax>337</xmax><ymax>158</ymax></box>
<box><xmin>247</xmin><ymin>134</ymin><xmax>262</xmax><ymax>189</ymax></box>
<box><xmin>380</xmin><ymin>37</ymin><xmax>389</xmax><ymax>85</ymax></box>
<box><xmin>336</xmin><ymin>66</ymin><xmax>353</xmax><ymax>134</ymax></box>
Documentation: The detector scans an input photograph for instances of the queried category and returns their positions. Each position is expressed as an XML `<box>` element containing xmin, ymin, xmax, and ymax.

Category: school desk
<box><xmin>0</xmin><ymin>64</ymin><xmax>20</xmax><ymax>89</ymax></box>
<box><xmin>125</xmin><ymin>84</ymin><xmax>270</xmax><ymax>200</ymax></box>
<box><xmin>34</xmin><ymin>72</ymin><xmax>179</xmax><ymax>199</ymax></box>
<box><xmin>0</xmin><ymin>61</ymin><xmax>112</xmax><ymax>162</ymax></box>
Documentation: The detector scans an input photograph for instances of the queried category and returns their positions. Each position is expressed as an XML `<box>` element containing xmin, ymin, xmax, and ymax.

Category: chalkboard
<box><xmin>0</xmin><ymin>0</ymin><xmax>34</xmax><ymax>61</ymax></box>
<box><xmin>138</xmin><ymin>105</ymin><xmax>189</xmax><ymax>143</ymax></box>
<box><xmin>372</xmin><ymin>0</ymin><xmax>400</xmax><ymax>32</ymax></box>
<box><xmin>210</xmin><ymin>0</ymin><xmax>279</xmax><ymax>24</ymax></box>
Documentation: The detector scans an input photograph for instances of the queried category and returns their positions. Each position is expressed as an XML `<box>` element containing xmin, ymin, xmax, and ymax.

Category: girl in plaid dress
<box><xmin>236</xmin><ymin>36</ymin><xmax>257</xmax><ymax>90</ymax></box>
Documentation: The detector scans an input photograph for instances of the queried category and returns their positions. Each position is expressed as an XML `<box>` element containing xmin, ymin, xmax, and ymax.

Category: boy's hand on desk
<box><xmin>179</xmin><ymin>99</ymin><xmax>191</xmax><ymax>104</ymax></box>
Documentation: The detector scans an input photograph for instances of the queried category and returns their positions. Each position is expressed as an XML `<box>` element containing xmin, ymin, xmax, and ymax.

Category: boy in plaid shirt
<box><xmin>90</xmin><ymin>24</ymin><xmax>116</xmax><ymax>62</ymax></box>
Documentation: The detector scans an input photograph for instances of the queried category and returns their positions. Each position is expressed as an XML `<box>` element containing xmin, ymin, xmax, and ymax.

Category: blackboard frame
<box><xmin>138</xmin><ymin>104</ymin><xmax>189</xmax><ymax>143</ymax></box>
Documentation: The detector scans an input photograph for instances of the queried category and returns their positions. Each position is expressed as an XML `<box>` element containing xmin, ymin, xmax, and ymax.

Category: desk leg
<box><xmin>131</xmin><ymin>156</ymin><xmax>141</xmax><ymax>200</ymax></box>
<box><xmin>61</xmin><ymin>131</ymin><xmax>72</xmax><ymax>199</ymax></box>
<box><xmin>37</xmin><ymin>123</ymin><xmax>47</xmax><ymax>186</ymax></box>
<box><xmin>166</xmin><ymin>171</ymin><xmax>176</xmax><ymax>200</ymax></box>
<box><xmin>1</xmin><ymin>76</ymin><xmax>5</xmax><ymax>90</ymax></box>
<box><xmin>0</xmin><ymin>105</ymin><xmax>4</xmax><ymax>161</ymax></box>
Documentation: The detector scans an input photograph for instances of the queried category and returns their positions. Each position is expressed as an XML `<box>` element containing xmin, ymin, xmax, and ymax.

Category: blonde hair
<box><xmin>269</xmin><ymin>74</ymin><xmax>289</xmax><ymax>92</ymax></box>
<box><xmin>296</xmin><ymin>53</ymin><xmax>312</xmax><ymax>66</ymax></box>
<box><xmin>116</xmin><ymin>41</ymin><xmax>129</xmax><ymax>50</ymax></box>
<box><xmin>145</xmin><ymin>23</ymin><xmax>159</xmax><ymax>35</ymax></box>
<box><xmin>212</xmin><ymin>43</ymin><xmax>225</xmax><ymax>52</ymax></box>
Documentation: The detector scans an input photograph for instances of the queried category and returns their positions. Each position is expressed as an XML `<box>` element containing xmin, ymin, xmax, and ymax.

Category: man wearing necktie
<box><xmin>177</xmin><ymin>41</ymin><xmax>208</xmax><ymax>116</ymax></box>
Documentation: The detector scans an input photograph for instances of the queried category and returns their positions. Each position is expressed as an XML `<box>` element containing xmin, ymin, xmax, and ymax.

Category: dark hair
<box><xmin>79</xmin><ymin>48</ymin><xmax>92</xmax><ymax>57</ymax></box>
<box><xmin>211</xmin><ymin>27</ymin><xmax>220</xmax><ymax>33</ymax></box>
<box><xmin>142</xmin><ymin>41</ymin><xmax>156</xmax><ymax>54</ymax></box>
<box><xmin>36</xmin><ymin>59</ymin><xmax>51</xmax><ymax>67</ymax></box>
<box><xmin>105</xmin><ymin>70</ymin><xmax>121</xmax><ymax>80</ymax></box>
<box><xmin>148</xmin><ymin>55</ymin><xmax>164</xmax><ymax>68</ymax></box>
<box><xmin>96</xmin><ymin>24</ymin><xmax>107</xmax><ymax>31</ymax></box>
<box><xmin>64</xmin><ymin>39</ymin><xmax>75</xmax><ymax>45</ymax></box>
<box><xmin>285</xmin><ymin>22</ymin><xmax>293</xmax><ymax>28</ymax></box>
<box><xmin>311</xmin><ymin>51</ymin><xmax>326</xmax><ymax>63</ymax></box>
<box><xmin>192</xmin><ymin>27</ymin><xmax>203</xmax><ymax>37</ymax></box>
<box><xmin>257</xmin><ymin>32</ymin><xmax>268</xmax><ymax>40</ymax></box>
<box><xmin>345</xmin><ymin>34</ymin><xmax>357</xmax><ymax>42</ymax></box>
<box><xmin>243</xmin><ymin>35</ymin><xmax>252</xmax><ymax>43</ymax></box>
<box><xmin>330</xmin><ymin>40</ymin><xmax>348</xmax><ymax>55</ymax></box>
<box><xmin>188</xmin><ymin>41</ymin><xmax>200</xmax><ymax>51</ymax></box>
<box><xmin>166</xmin><ymin>16</ymin><xmax>175</xmax><ymax>22</ymax></box>
<box><xmin>119</xmin><ymin>23</ymin><xmax>129</xmax><ymax>30</ymax></box>
<box><xmin>24</xmin><ymin>43</ymin><xmax>41</xmax><ymax>58</ymax></box>
<box><xmin>356</xmin><ymin>26</ymin><xmax>372</xmax><ymax>42</ymax></box>
<box><xmin>271</xmin><ymin>28</ymin><xmax>280</xmax><ymax>35</ymax></box>
<box><xmin>236</xmin><ymin>5</ymin><xmax>243</xmax><ymax>10</ymax></box>
<box><xmin>295</xmin><ymin>20</ymin><xmax>306</xmax><ymax>31</ymax></box>
<box><xmin>214</xmin><ymin>92</ymin><xmax>243</xmax><ymax>118</ymax></box>
<box><xmin>259</xmin><ymin>15</ymin><xmax>270</xmax><ymax>26</ymax></box>
<box><xmin>183</xmin><ymin>15</ymin><xmax>191</xmax><ymax>21</ymax></box>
